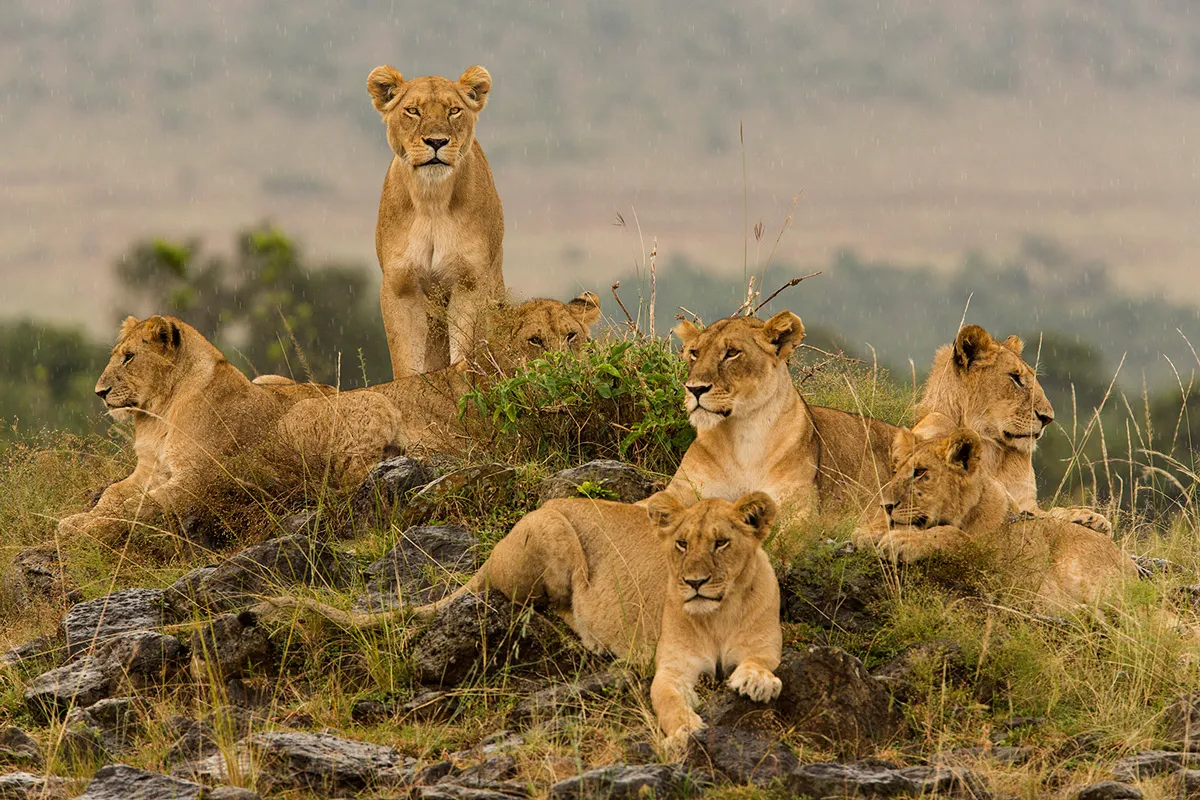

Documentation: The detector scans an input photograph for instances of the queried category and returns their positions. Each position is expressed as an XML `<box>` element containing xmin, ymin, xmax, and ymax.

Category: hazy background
<box><xmin>3</xmin><ymin>0</ymin><xmax>1200</xmax><ymax>441</ymax></box>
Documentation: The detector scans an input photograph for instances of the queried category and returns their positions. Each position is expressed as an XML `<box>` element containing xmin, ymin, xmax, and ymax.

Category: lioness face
<box><xmin>952</xmin><ymin>325</ymin><xmax>1054</xmax><ymax>455</ymax></box>
<box><xmin>646</xmin><ymin>491</ymin><xmax>778</xmax><ymax>616</ymax></box>
<box><xmin>96</xmin><ymin>316</ymin><xmax>183</xmax><ymax>420</ymax></box>
<box><xmin>367</xmin><ymin>65</ymin><xmax>491</xmax><ymax>184</ymax></box>
<box><xmin>882</xmin><ymin>427</ymin><xmax>983</xmax><ymax>529</ymax></box>
<box><xmin>673</xmin><ymin>311</ymin><xmax>805</xmax><ymax>432</ymax></box>
<box><xmin>503</xmin><ymin>292</ymin><xmax>602</xmax><ymax>362</ymax></box>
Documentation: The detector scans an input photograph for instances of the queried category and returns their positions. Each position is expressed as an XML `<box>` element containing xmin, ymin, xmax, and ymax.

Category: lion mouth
<box><xmin>686</xmin><ymin>593</ymin><xmax>723</xmax><ymax>604</ymax></box>
<box><xmin>418</xmin><ymin>157</ymin><xmax>450</xmax><ymax>167</ymax></box>
<box><xmin>690</xmin><ymin>405</ymin><xmax>731</xmax><ymax>418</ymax></box>
<box><xmin>1004</xmin><ymin>430</ymin><xmax>1043</xmax><ymax>441</ymax></box>
<box><xmin>889</xmin><ymin>511</ymin><xmax>931</xmax><ymax>528</ymax></box>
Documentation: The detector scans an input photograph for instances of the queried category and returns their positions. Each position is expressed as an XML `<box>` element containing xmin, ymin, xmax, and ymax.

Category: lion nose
<box><xmin>882</xmin><ymin>502</ymin><xmax>896</xmax><ymax>514</ymax></box>
<box><xmin>95</xmin><ymin>386</ymin><xmax>111</xmax><ymax>400</ymax></box>
<box><xmin>684</xmin><ymin>577</ymin><xmax>709</xmax><ymax>591</ymax></box>
<box><xmin>423</xmin><ymin>137</ymin><xmax>450</xmax><ymax>150</ymax></box>
<box><xmin>1036</xmin><ymin>411</ymin><xmax>1054</xmax><ymax>427</ymax></box>
<box><xmin>687</xmin><ymin>384</ymin><xmax>711</xmax><ymax>401</ymax></box>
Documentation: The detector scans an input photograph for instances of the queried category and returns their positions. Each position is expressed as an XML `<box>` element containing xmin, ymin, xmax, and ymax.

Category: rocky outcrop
<box><xmin>64</xmin><ymin>589</ymin><xmax>172</xmax><ymax>658</ymax></box>
<box><xmin>357</xmin><ymin>525</ymin><xmax>479</xmax><ymax>609</ymax></box>
<box><xmin>352</xmin><ymin>456</ymin><xmax>436</xmax><ymax>526</ymax></box>
<box><xmin>189</xmin><ymin>611</ymin><xmax>276</xmax><ymax>682</ymax></box>
<box><xmin>538</xmin><ymin>460</ymin><xmax>661</xmax><ymax>505</ymax></box>
<box><xmin>549</xmin><ymin>764</ymin><xmax>701</xmax><ymax>799</ymax></box>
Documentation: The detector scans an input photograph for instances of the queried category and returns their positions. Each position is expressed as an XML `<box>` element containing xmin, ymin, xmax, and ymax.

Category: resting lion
<box><xmin>58</xmin><ymin>316</ymin><xmax>402</xmax><ymax>541</ymax></box>
<box><xmin>368</xmin><ymin>63</ymin><xmax>504</xmax><ymax>378</ymax></box>
<box><xmin>666</xmin><ymin>311</ymin><xmax>899</xmax><ymax>520</ymax></box>
<box><xmin>915</xmin><ymin>323</ymin><xmax>1108</xmax><ymax>531</ymax></box>
<box><xmin>866</xmin><ymin>427</ymin><xmax>1136</xmax><ymax>610</ymax></box>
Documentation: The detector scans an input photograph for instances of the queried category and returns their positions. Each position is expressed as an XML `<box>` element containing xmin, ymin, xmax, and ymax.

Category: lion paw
<box><xmin>661</xmin><ymin>714</ymin><xmax>706</xmax><ymax>758</ymax></box>
<box><xmin>58</xmin><ymin>513</ymin><xmax>97</xmax><ymax>536</ymax></box>
<box><xmin>875</xmin><ymin>531</ymin><xmax>932</xmax><ymax>563</ymax></box>
<box><xmin>1044</xmin><ymin>506</ymin><xmax>1112</xmax><ymax>535</ymax></box>
<box><xmin>727</xmin><ymin>664</ymin><xmax>782</xmax><ymax>704</ymax></box>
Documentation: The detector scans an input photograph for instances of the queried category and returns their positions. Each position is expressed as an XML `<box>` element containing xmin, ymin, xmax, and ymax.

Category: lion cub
<box><xmin>866</xmin><ymin>427</ymin><xmax>1136</xmax><ymax>610</ymax></box>
<box><xmin>645</xmin><ymin>492</ymin><xmax>783</xmax><ymax>750</ymax></box>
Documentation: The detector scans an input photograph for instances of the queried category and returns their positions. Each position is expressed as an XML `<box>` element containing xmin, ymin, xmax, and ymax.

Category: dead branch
<box><xmin>753</xmin><ymin>271</ymin><xmax>823</xmax><ymax>314</ymax></box>
<box><xmin>610</xmin><ymin>282</ymin><xmax>639</xmax><ymax>333</ymax></box>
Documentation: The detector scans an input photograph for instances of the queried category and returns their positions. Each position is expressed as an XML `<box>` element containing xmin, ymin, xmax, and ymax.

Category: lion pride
<box><xmin>367</xmin><ymin>63</ymin><xmax>504</xmax><ymax>378</ymax></box>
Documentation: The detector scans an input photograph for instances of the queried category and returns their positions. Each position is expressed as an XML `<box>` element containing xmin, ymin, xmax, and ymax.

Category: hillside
<box><xmin>4</xmin><ymin>0</ymin><xmax>1200</xmax><ymax>333</ymax></box>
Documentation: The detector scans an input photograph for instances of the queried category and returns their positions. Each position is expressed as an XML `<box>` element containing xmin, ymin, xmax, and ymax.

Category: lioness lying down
<box><xmin>863</xmin><ymin>427</ymin><xmax>1136</xmax><ymax>610</ymax></box>
<box><xmin>59</xmin><ymin>316</ymin><xmax>402</xmax><ymax>541</ymax></box>
<box><xmin>258</xmin><ymin>491</ymin><xmax>783</xmax><ymax>748</ymax></box>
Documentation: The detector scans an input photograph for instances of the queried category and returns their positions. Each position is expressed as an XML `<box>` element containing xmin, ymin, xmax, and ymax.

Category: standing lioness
<box><xmin>368</xmin><ymin>64</ymin><xmax>504</xmax><ymax>378</ymax></box>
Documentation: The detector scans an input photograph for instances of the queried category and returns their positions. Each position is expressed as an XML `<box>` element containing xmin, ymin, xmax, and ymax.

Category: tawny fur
<box><xmin>368</xmin><ymin>64</ymin><xmax>504</xmax><ymax>378</ymax></box>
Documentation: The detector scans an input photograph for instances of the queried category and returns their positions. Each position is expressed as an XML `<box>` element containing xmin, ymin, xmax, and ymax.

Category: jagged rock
<box><xmin>778</xmin><ymin>543</ymin><xmax>890</xmax><ymax>636</ymax></box>
<box><xmin>357</xmin><ymin>525</ymin><xmax>479</xmax><ymax>610</ymax></box>
<box><xmin>686</xmin><ymin>725</ymin><xmax>798</xmax><ymax>786</ymax></box>
<box><xmin>400</xmin><ymin>689</ymin><xmax>458</xmax><ymax>723</ymax></box>
<box><xmin>164</xmin><ymin>707</ymin><xmax>261</xmax><ymax>765</ymax></box>
<box><xmin>179</xmin><ymin>730</ymin><xmax>414</xmax><ymax>795</ymax></box>
<box><xmin>704</xmin><ymin>646</ymin><xmax>900</xmax><ymax>757</ymax></box>
<box><xmin>416</xmin><ymin>782</ymin><xmax>528</xmax><ymax>799</ymax></box>
<box><xmin>1165</xmin><ymin>693</ymin><xmax>1200</xmax><ymax>749</ymax></box>
<box><xmin>182</xmin><ymin>535</ymin><xmax>345</xmax><ymax>612</ymax></box>
<box><xmin>64</xmin><ymin>697</ymin><xmax>139</xmax><ymax>756</ymax></box>
<box><xmin>76</xmin><ymin>764</ymin><xmax>206</xmax><ymax>800</ymax></box>
<box><xmin>511</xmin><ymin>669</ymin><xmax>633</xmax><ymax>725</ymax></box>
<box><xmin>0</xmin><ymin>771</ymin><xmax>71</xmax><ymax>799</ymax></box>
<box><xmin>352</xmin><ymin>456</ymin><xmax>436</xmax><ymax>525</ymax></box>
<box><xmin>1077</xmin><ymin>781</ymin><xmax>1144</xmax><ymax>800</ymax></box>
<box><xmin>550</xmin><ymin>763</ymin><xmax>701</xmax><ymax>799</ymax></box>
<box><xmin>1113</xmin><ymin>750</ymin><xmax>1200</xmax><ymax>781</ymax></box>
<box><xmin>189</xmin><ymin>611</ymin><xmax>276</xmax><ymax>681</ymax></box>
<box><xmin>64</xmin><ymin>589</ymin><xmax>171</xmax><ymax>658</ymax></box>
<box><xmin>458</xmin><ymin>754</ymin><xmax>518</xmax><ymax>783</ymax></box>
<box><xmin>1180</xmin><ymin>771</ymin><xmax>1200</xmax><ymax>797</ymax></box>
<box><xmin>3</xmin><ymin>546</ymin><xmax>79</xmax><ymax>609</ymax></box>
<box><xmin>52</xmin><ymin>721</ymin><xmax>107</xmax><ymax>766</ymax></box>
<box><xmin>415</xmin><ymin>760</ymin><xmax>457</xmax><ymax>785</ymax></box>
<box><xmin>350</xmin><ymin>697</ymin><xmax>393</xmax><ymax>725</ymax></box>
<box><xmin>0</xmin><ymin>728</ymin><xmax>40</xmax><ymax>768</ymax></box>
<box><xmin>163</xmin><ymin>567</ymin><xmax>217</xmax><ymax>618</ymax></box>
<box><xmin>411</xmin><ymin>464</ymin><xmax>517</xmax><ymax>510</ymax></box>
<box><xmin>411</xmin><ymin>593</ymin><xmax>560</xmax><ymax>686</ymax></box>
<box><xmin>25</xmin><ymin>631</ymin><xmax>188</xmax><ymax>720</ymax></box>
<box><xmin>0</xmin><ymin>636</ymin><xmax>58</xmax><ymax>668</ymax></box>
<box><xmin>204</xmin><ymin>789</ymin><xmax>260</xmax><ymax>800</ymax></box>
<box><xmin>538</xmin><ymin>460</ymin><xmax>662</xmax><ymax>505</ymax></box>
<box><xmin>787</xmin><ymin>762</ymin><xmax>986</xmax><ymax>798</ymax></box>
<box><xmin>1133</xmin><ymin>555</ymin><xmax>1185</xmax><ymax>578</ymax></box>
<box><xmin>934</xmin><ymin>745</ymin><xmax>1031</xmax><ymax>766</ymax></box>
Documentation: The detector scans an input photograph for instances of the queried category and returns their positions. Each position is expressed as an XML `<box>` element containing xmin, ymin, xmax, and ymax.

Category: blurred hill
<box><xmin>3</xmin><ymin>0</ymin><xmax>1200</xmax><ymax>336</ymax></box>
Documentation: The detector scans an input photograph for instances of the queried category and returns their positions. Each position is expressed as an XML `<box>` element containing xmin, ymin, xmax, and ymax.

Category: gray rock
<box><xmin>411</xmin><ymin>464</ymin><xmax>517</xmax><ymax>509</ymax></box>
<box><xmin>186</xmin><ymin>535</ymin><xmax>345</xmax><ymax>612</ymax></box>
<box><xmin>0</xmin><ymin>727</ymin><xmax>41</xmax><ymax>767</ymax></box>
<box><xmin>163</xmin><ymin>567</ymin><xmax>217</xmax><ymax>617</ymax></box>
<box><xmin>787</xmin><ymin>762</ymin><xmax>985</xmax><ymax>798</ymax></box>
<box><xmin>189</xmin><ymin>611</ymin><xmax>276</xmax><ymax>681</ymax></box>
<box><xmin>705</xmin><ymin>646</ymin><xmax>900</xmax><ymax>757</ymax></box>
<box><xmin>1077</xmin><ymin>781</ymin><xmax>1144</xmax><ymax>800</ymax></box>
<box><xmin>180</xmin><ymin>730</ymin><xmax>412</xmax><ymax>795</ymax></box>
<box><xmin>64</xmin><ymin>589</ymin><xmax>170</xmax><ymax>658</ymax></box>
<box><xmin>686</xmin><ymin>725</ymin><xmax>798</xmax><ymax>787</ymax></box>
<box><xmin>1164</xmin><ymin>693</ymin><xmax>1200</xmax><ymax>749</ymax></box>
<box><xmin>511</xmin><ymin>669</ymin><xmax>633</xmax><ymax>725</ymax></box>
<box><xmin>52</xmin><ymin>721</ymin><xmax>108</xmax><ymax>767</ymax></box>
<box><xmin>25</xmin><ymin>631</ymin><xmax>188</xmax><ymax>720</ymax></box>
<box><xmin>64</xmin><ymin>697</ymin><xmax>138</xmax><ymax>756</ymax></box>
<box><xmin>416</xmin><ymin>783</ymin><xmax>528</xmax><ymax>799</ymax></box>
<box><xmin>399</xmin><ymin>689</ymin><xmax>458</xmax><ymax>723</ymax></box>
<box><xmin>352</xmin><ymin>456</ymin><xmax>435</xmax><ymax>525</ymax></box>
<box><xmin>3</xmin><ymin>546</ymin><xmax>79</xmax><ymax>609</ymax></box>
<box><xmin>549</xmin><ymin>764</ymin><xmax>701</xmax><ymax>799</ymax></box>
<box><xmin>1181</xmin><ymin>770</ymin><xmax>1200</xmax><ymax>797</ymax></box>
<box><xmin>0</xmin><ymin>771</ymin><xmax>71</xmax><ymax>799</ymax></box>
<box><xmin>0</xmin><ymin>636</ymin><xmax>57</xmax><ymax>668</ymax></box>
<box><xmin>164</xmin><ymin>707</ymin><xmax>261</xmax><ymax>765</ymax></box>
<box><xmin>76</xmin><ymin>764</ymin><xmax>206</xmax><ymax>800</ymax></box>
<box><xmin>205</xmin><ymin>789</ymin><xmax>261</xmax><ymax>800</ymax></box>
<box><xmin>411</xmin><ymin>593</ymin><xmax>558</xmax><ymax>687</ymax></box>
<box><xmin>350</xmin><ymin>697</ymin><xmax>393</xmax><ymax>725</ymax></box>
<box><xmin>934</xmin><ymin>745</ymin><xmax>1031</xmax><ymax>766</ymax></box>
<box><xmin>357</xmin><ymin>525</ymin><xmax>479</xmax><ymax>610</ymax></box>
<box><xmin>539</xmin><ymin>460</ymin><xmax>662</xmax><ymax>505</ymax></box>
<box><xmin>1113</xmin><ymin>750</ymin><xmax>1200</xmax><ymax>781</ymax></box>
<box><xmin>458</xmin><ymin>754</ymin><xmax>517</xmax><ymax>784</ymax></box>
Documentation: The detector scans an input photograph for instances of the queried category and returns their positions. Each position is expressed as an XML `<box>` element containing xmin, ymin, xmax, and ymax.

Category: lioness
<box><xmin>868</xmin><ymin>427</ymin><xmax>1136</xmax><ymax>610</ymax></box>
<box><xmin>666</xmin><ymin>311</ymin><xmax>899</xmax><ymax>519</ymax></box>
<box><xmin>368</xmin><ymin>63</ymin><xmax>504</xmax><ymax>378</ymax></box>
<box><xmin>58</xmin><ymin>316</ymin><xmax>402</xmax><ymax>541</ymax></box>
<box><xmin>915</xmin><ymin>323</ymin><xmax>1108</xmax><ymax>531</ymax></box>
<box><xmin>646</xmin><ymin>491</ymin><xmax>782</xmax><ymax>750</ymax></box>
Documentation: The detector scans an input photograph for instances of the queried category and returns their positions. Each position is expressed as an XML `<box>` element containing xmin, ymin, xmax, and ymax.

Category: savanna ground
<box><xmin>1</xmin><ymin>328</ymin><xmax>1200</xmax><ymax>799</ymax></box>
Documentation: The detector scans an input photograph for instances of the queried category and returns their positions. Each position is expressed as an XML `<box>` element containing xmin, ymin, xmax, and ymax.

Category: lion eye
<box><xmin>723</xmin><ymin>348</ymin><xmax>741</xmax><ymax>361</ymax></box>
<box><xmin>405</xmin><ymin>106</ymin><xmax>421</xmax><ymax>116</ymax></box>
<box><xmin>122</xmin><ymin>352</ymin><xmax>135</xmax><ymax>365</ymax></box>
<box><xmin>913</xmin><ymin>467</ymin><xmax>928</xmax><ymax>480</ymax></box>
<box><xmin>449</xmin><ymin>106</ymin><xmax>462</xmax><ymax>116</ymax></box>
<box><xmin>528</xmin><ymin>336</ymin><xmax>544</xmax><ymax>347</ymax></box>
<box><xmin>714</xmin><ymin>538</ymin><xmax>730</xmax><ymax>551</ymax></box>
<box><xmin>566</xmin><ymin>331</ymin><xmax>578</xmax><ymax>342</ymax></box>
<box><xmin>1010</xmin><ymin>372</ymin><xmax>1024</xmax><ymax>388</ymax></box>
<box><xmin>675</xmin><ymin>540</ymin><xmax>688</xmax><ymax>552</ymax></box>
<box><xmin>684</xmin><ymin>350</ymin><xmax>697</xmax><ymax>361</ymax></box>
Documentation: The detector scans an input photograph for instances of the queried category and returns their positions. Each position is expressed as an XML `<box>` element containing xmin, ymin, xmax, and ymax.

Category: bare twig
<box><xmin>610</xmin><ymin>282</ymin><xmax>638</xmax><ymax>333</ymax></box>
<box><xmin>758</xmin><ymin>192</ymin><xmax>803</xmax><ymax>289</ymax></box>
<box><xmin>676</xmin><ymin>306</ymin><xmax>703</xmax><ymax>325</ymax></box>
<box><xmin>753</xmin><ymin>271</ymin><xmax>823</xmax><ymax>314</ymax></box>
<box><xmin>800</xmin><ymin>341</ymin><xmax>862</xmax><ymax>364</ymax></box>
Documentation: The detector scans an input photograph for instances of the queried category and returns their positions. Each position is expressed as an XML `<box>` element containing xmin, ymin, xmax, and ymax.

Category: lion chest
<box><xmin>389</xmin><ymin>211</ymin><xmax>488</xmax><ymax>285</ymax></box>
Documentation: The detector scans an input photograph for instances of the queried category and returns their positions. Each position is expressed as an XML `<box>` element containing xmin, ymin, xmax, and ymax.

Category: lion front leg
<box><xmin>1042</xmin><ymin>506</ymin><xmax>1112</xmax><ymax>535</ymax></box>
<box><xmin>852</xmin><ymin>504</ymin><xmax>891</xmax><ymax>547</ymax></box>
<box><xmin>651</xmin><ymin>663</ymin><xmax>705</xmax><ymax>756</ymax></box>
<box><xmin>381</xmin><ymin>266</ymin><xmax>432</xmax><ymax>379</ymax></box>
<box><xmin>874</xmin><ymin>525</ymin><xmax>970</xmax><ymax>563</ymax></box>
<box><xmin>726</xmin><ymin>658</ymin><xmax>782</xmax><ymax>704</ymax></box>
<box><xmin>445</xmin><ymin>272</ymin><xmax>499</xmax><ymax>368</ymax></box>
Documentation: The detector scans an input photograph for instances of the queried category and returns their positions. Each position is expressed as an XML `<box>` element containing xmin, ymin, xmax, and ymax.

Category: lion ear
<box><xmin>757</xmin><ymin>311</ymin><xmax>805</xmax><ymax>359</ymax></box>
<box><xmin>1001</xmin><ymin>334</ymin><xmax>1024</xmax><ymax>356</ymax></box>
<box><xmin>890</xmin><ymin>427</ymin><xmax>916</xmax><ymax>468</ymax></box>
<box><xmin>953</xmin><ymin>325</ymin><xmax>992</xmax><ymax>370</ymax></box>
<box><xmin>566</xmin><ymin>292</ymin><xmax>601</xmax><ymax>327</ymax></box>
<box><xmin>944</xmin><ymin>428</ymin><xmax>982</xmax><ymax>475</ymax></box>
<box><xmin>119</xmin><ymin>316</ymin><xmax>141</xmax><ymax>341</ymax></box>
<box><xmin>673</xmin><ymin>320</ymin><xmax>701</xmax><ymax>346</ymax></box>
<box><xmin>734</xmin><ymin>492</ymin><xmax>778</xmax><ymax>540</ymax></box>
<box><xmin>459</xmin><ymin>65</ymin><xmax>491</xmax><ymax>110</ymax></box>
<box><xmin>145</xmin><ymin>315</ymin><xmax>182</xmax><ymax>352</ymax></box>
<box><xmin>645</xmin><ymin>491</ymin><xmax>685</xmax><ymax>531</ymax></box>
<box><xmin>367</xmin><ymin>65</ymin><xmax>404</xmax><ymax>113</ymax></box>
